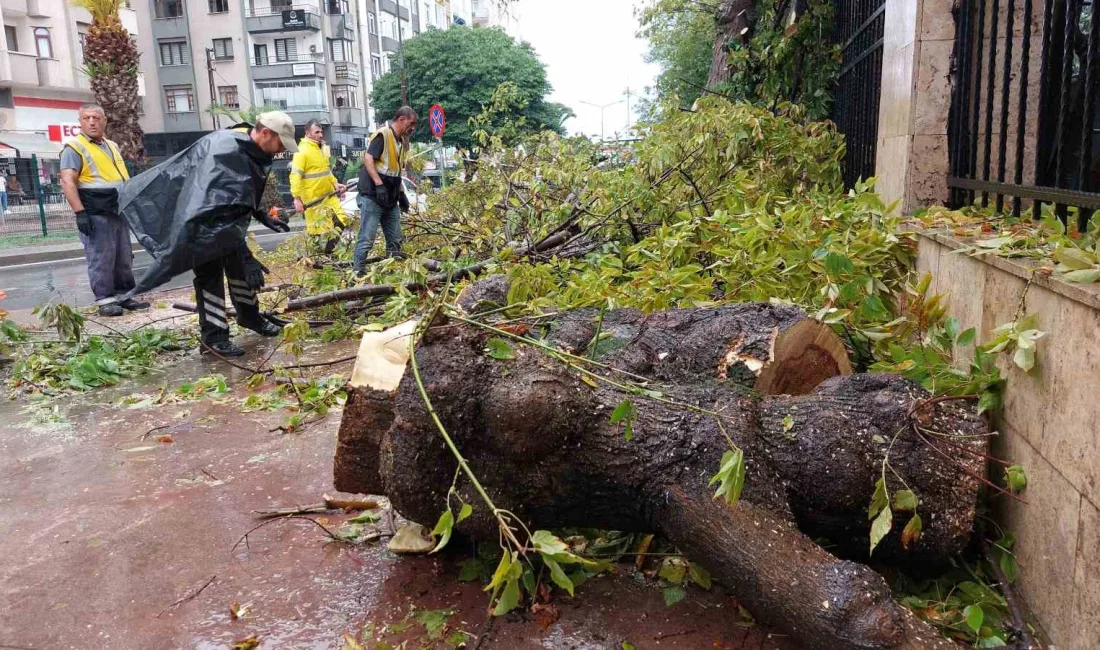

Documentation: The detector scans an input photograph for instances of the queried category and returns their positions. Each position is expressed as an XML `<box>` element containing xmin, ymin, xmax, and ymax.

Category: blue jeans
<box><xmin>353</xmin><ymin>195</ymin><xmax>402</xmax><ymax>270</ymax></box>
<box><xmin>0</xmin><ymin>191</ymin><xmax>7</xmax><ymax>212</ymax></box>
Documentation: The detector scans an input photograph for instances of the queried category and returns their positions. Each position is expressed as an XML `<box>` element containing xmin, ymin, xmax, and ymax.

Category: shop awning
<box><xmin>0</xmin><ymin>131</ymin><xmax>64</xmax><ymax>158</ymax></box>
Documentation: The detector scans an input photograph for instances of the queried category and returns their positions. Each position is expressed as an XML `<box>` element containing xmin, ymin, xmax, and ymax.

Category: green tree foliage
<box><xmin>636</xmin><ymin>0</ymin><xmax>716</xmax><ymax>113</ymax></box>
<box><xmin>636</xmin><ymin>0</ymin><xmax>840</xmax><ymax>119</ymax></box>
<box><xmin>371</xmin><ymin>26</ymin><xmax>571</xmax><ymax>150</ymax></box>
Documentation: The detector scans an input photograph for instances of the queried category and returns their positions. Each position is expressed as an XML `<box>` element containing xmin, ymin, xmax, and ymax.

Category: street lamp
<box><xmin>580</xmin><ymin>99</ymin><xmax>625</xmax><ymax>142</ymax></box>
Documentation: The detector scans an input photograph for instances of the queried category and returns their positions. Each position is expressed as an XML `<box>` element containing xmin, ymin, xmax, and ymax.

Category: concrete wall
<box><xmin>916</xmin><ymin>232</ymin><xmax>1100</xmax><ymax>648</ymax></box>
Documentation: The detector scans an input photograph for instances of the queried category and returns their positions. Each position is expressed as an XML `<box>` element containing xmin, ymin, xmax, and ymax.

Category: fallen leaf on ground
<box><xmin>156</xmin><ymin>435</ymin><xmax>175</xmax><ymax>444</ymax></box>
<box><xmin>231</xmin><ymin>635</ymin><xmax>260</xmax><ymax>650</ymax></box>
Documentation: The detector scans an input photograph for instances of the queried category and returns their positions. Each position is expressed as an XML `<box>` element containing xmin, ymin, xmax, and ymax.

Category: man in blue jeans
<box><xmin>353</xmin><ymin>106</ymin><xmax>417</xmax><ymax>273</ymax></box>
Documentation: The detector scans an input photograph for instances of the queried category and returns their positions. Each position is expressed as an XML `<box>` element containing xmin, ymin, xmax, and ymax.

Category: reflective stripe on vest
<box><xmin>371</xmin><ymin>126</ymin><xmax>407</xmax><ymax>178</ymax></box>
<box><xmin>66</xmin><ymin>135</ymin><xmax>129</xmax><ymax>189</ymax></box>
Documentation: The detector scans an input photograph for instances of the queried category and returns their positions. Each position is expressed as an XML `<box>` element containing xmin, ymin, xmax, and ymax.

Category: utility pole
<box><xmin>397</xmin><ymin>0</ymin><xmax>408</xmax><ymax>105</ymax></box>
<box><xmin>625</xmin><ymin>86</ymin><xmax>631</xmax><ymax>133</ymax></box>
<box><xmin>579</xmin><ymin>99</ymin><xmax>624</xmax><ymax>142</ymax></box>
<box><xmin>206</xmin><ymin>48</ymin><xmax>220</xmax><ymax>130</ymax></box>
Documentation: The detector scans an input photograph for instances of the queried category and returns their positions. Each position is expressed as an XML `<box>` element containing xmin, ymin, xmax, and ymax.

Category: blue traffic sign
<box><xmin>429</xmin><ymin>104</ymin><xmax>446</xmax><ymax>138</ymax></box>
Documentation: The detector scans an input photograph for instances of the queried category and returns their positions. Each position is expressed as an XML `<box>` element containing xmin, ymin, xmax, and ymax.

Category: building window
<box><xmin>34</xmin><ymin>27</ymin><xmax>52</xmax><ymax>59</ymax></box>
<box><xmin>212</xmin><ymin>38</ymin><xmax>233</xmax><ymax>59</ymax></box>
<box><xmin>4</xmin><ymin>26</ymin><xmax>17</xmax><ymax>53</ymax></box>
<box><xmin>218</xmin><ymin>85</ymin><xmax>239</xmax><ymax>109</ymax></box>
<box><xmin>159</xmin><ymin>39</ymin><xmax>190</xmax><ymax>66</ymax></box>
<box><xmin>370</xmin><ymin>54</ymin><xmax>381</xmax><ymax>80</ymax></box>
<box><xmin>154</xmin><ymin>0</ymin><xmax>184</xmax><ymax>18</ymax></box>
<box><xmin>325</xmin><ymin>0</ymin><xmax>347</xmax><ymax>14</ymax></box>
<box><xmin>165</xmin><ymin>85</ymin><xmax>195</xmax><ymax>113</ymax></box>
<box><xmin>255</xmin><ymin>79</ymin><xmax>326</xmax><ymax>111</ymax></box>
<box><xmin>271</xmin><ymin>0</ymin><xmax>292</xmax><ymax>8</ymax></box>
<box><xmin>253</xmin><ymin>43</ymin><xmax>269</xmax><ymax>65</ymax></box>
<box><xmin>274</xmin><ymin>38</ymin><xmax>297</xmax><ymax>62</ymax></box>
<box><xmin>332</xmin><ymin>85</ymin><xmax>357</xmax><ymax>109</ymax></box>
<box><xmin>77</xmin><ymin>23</ymin><xmax>89</xmax><ymax>61</ymax></box>
<box><xmin>367</xmin><ymin>12</ymin><xmax>377</xmax><ymax>34</ymax></box>
<box><xmin>329</xmin><ymin>38</ymin><xmax>353</xmax><ymax>62</ymax></box>
<box><xmin>208</xmin><ymin>0</ymin><xmax>229</xmax><ymax>12</ymax></box>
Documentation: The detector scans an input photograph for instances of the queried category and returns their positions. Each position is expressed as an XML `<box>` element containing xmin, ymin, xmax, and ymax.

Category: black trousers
<box><xmin>193</xmin><ymin>251</ymin><xmax>263</xmax><ymax>345</ymax></box>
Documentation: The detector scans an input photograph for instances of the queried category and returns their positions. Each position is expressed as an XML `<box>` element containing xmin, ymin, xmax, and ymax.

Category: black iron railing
<box><xmin>949</xmin><ymin>0</ymin><xmax>1100</xmax><ymax>229</ymax></box>
<box><xmin>832</xmin><ymin>0</ymin><xmax>886</xmax><ymax>188</ymax></box>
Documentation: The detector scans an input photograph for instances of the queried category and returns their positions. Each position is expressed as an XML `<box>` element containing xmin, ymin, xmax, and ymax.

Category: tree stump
<box><xmin>335</xmin><ymin>304</ymin><xmax>986</xmax><ymax>649</ymax></box>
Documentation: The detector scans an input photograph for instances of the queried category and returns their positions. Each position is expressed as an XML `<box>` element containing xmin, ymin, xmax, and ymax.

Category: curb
<box><xmin>0</xmin><ymin>223</ymin><xmax>305</xmax><ymax>268</ymax></box>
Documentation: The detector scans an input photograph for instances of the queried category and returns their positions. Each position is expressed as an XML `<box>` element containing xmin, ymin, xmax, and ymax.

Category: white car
<box><xmin>340</xmin><ymin>177</ymin><xmax>427</xmax><ymax>216</ymax></box>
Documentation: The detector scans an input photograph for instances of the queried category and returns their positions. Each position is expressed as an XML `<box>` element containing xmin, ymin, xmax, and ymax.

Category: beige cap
<box><xmin>256</xmin><ymin>110</ymin><xmax>298</xmax><ymax>153</ymax></box>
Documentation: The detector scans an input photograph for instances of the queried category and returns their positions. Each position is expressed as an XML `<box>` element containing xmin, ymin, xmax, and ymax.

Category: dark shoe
<box><xmin>202</xmin><ymin>340</ymin><xmax>246</xmax><ymax>358</ymax></box>
<box><xmin>98</xmin><ymin>303</ymin><xmax>124</xmax><ymax>317</ymax></box>
<box><xmin>239</xmin><ymin>316</ymin><xmax>283</xmax><ymax>337</ymax></box>
<box><xmin>118</xmin><ymin>298</ymin><xmax>150</xmax><ymax>311</ymax></box>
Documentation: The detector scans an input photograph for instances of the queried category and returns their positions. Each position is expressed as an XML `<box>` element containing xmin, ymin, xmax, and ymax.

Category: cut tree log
<box><xmin>335</xmin><ymin>304</ymin><xmax>987</xmax><ymax>649</ymax></box>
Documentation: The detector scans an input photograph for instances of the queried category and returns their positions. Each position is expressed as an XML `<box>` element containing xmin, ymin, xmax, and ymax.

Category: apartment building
<box><xmin>0</xmin><ymin>0</ymin><xmax>142</xmax><ymax>157</ymax></box>
<box><xmin>470</xmin><ymin>0</ymin><xmax>517</xmax><ymax>36</ymax></box>
<box><xmin>135</xmin><ymin>0</ymin><xmax>375</xmax><ymax>151</ymax></box>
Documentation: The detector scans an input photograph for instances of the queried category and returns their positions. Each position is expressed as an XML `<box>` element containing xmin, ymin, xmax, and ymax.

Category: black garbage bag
<box><xmin>119</xmin><ymin>127</ymin><xmax>273</xmax><ymax>296</ymax></box>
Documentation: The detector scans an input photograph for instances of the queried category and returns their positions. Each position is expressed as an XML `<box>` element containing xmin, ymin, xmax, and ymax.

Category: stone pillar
<box><xmin>874</xmin><ymin>0</ymin><xmax>955</xmax><ymax>213</ymax></box>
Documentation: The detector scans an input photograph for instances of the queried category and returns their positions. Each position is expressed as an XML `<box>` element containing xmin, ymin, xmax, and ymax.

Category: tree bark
<box><xmin>709</xmin><ymin>0</ymin><xmax>757</xmax><ymax>88</ymax></box>
<box><xmin>336</xmin><ymin>307</ymin><xmax>987</xmax><ymax>649</ymax></box>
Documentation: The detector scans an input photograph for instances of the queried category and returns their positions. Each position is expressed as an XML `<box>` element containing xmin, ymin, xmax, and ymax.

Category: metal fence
<box><xmin>949</xmin><ymin>0</ymin><xmax>1100</xmax><ymax>229</ymax></box>
<box><xmin>832</xmin><ymin>0</ymin><xmax>887</xmax><ymax>188</ymax></box>
<box><xmin>0</xmin><ymin>155</ymin><xmax>153</xmax><ymax>240</ymax></box>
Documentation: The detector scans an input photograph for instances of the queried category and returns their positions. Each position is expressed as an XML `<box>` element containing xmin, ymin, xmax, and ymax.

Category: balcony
<box><xmin>8</xmin><ymin>52</ymin><xmax>38</xmax><ymax>86</ymax></box>
<box><xmin>378</xmin><ymin>0</ymin><xmax>409</xmax><ymax>19</ymax></box>
<box><xmin>333</xmin><ymin>106</ymin><xmax>363</xmax><ymax>126</ymax></box>
<box><xmin>329</xmin><ymin>60</ymin><xmax>359</xmax><ymax>82</ymax></box>
<box><xmin>165</xmin><ymin>111</ymin><xmax>202</xmax><ymax>132</ymax></box>
<box><xmin>284</xmin><ymin>105</ymin><xmax>330</xmax><ymax>123</ymax></box>
<box><xmin>150</xmin><ymin>15</ymin><xmax>189</xmax><ymax>39</ymax></box>
<box><xmin>0</xmin><ymin>0</ymin><xmax>45</xmax><ymax>17</ymax></box>
<box><xmin>325</xmin><ymin>11</ymin><xmax>354</xmax><ymax>39</ymax></box>
<box><xmin>244</xmin><ymin>3</ymin><xmax>321</xmax><ymax>33</ymax></box>
<box><xmin>380</xmin><ymin>36</ymin><xmax>399</xmax><ymax>53</ymax></box>
<box><xmin>35</xmin><ymin>58</ymin><xmax>61</xmax><ymax>86</ymax></box>
<box><xmin>250</xmin><ymin>53</ymin><xmax>325</xmax><ymax>80</ymax></box>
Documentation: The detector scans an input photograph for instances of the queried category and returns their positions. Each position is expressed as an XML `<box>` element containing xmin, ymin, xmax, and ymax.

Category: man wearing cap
<box><xmin>119</xmin><ymin>111</ymin><xmax>298</xmax><ymax>358</ymax></box>
<box><xmin>59</xmin><ymin>103</ymin><xmax>149</xmax><ymax>316</ymax></box>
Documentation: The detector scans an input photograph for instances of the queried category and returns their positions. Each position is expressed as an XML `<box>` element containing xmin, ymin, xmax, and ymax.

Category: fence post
<box><xmin>30</xmin><ymin>154</ymin><xmax>48</xmax><ymax>237</ymax></box>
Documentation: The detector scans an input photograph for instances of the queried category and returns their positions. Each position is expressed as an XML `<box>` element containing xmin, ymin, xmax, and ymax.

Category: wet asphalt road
<box><xmin>0</xmin><ymin>231</ymin><xmax>292</xmax><ymax>311</ymax></box>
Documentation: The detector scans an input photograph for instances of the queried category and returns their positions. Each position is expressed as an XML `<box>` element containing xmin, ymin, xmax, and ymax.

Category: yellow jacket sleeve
<box><xmin>289</xmin><ymin>151</ymin><xmax>306</xmax><ymax>198</ymax></box>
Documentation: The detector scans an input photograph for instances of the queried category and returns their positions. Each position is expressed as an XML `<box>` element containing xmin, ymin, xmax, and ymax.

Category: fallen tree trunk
<box><xmin>336</xmin><ymin>305</ymin><xmax>987</xmax><ymax>649</ymax></box>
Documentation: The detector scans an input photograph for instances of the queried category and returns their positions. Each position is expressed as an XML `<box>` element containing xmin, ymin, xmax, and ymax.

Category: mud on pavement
<box><xmin>0</xmin><ymin>333</ymin><xmax>796</xmax><ymax>650</ymax></box>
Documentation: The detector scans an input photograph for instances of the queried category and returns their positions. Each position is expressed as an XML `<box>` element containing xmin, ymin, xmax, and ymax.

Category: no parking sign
<box><xmin>429</xmin><ymin>104</ymin><xmax>446</xmax><ymax>138</ymax></box>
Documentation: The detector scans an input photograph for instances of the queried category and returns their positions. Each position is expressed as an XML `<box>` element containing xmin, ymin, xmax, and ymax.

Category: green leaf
<box><xmin>544</xmin><ymin>557</ymin><xmax>575</xmax><ymax>596</ymax></box>
<box><xmin>485</xmin><ymin>337</ymin><xmax>515</xmax><ymax>360</ymax></box>
<box><xmin>1005</xmin><ymin>464</ymin><xmax>1028</xmax><ymax>492</ymax></box>
<box><xmin>892</xmin><ymin>489</ymin><xmax>918</xmax><ymax>512</ymax></box>
<box><xmin>781</xmin><ymin>414</ymin><xmax>794</xmax><ymax>432</ymax></box>
<box><xmin>824</xmin><ymin>252</ymin><xmax>855</xmax><ymax>277</ymax></box>
<box><xmin>431</xmin><ymin>509</ymin><xmax>455</xmax><ymax>553</ymax></box>
<box><xmin>687</xmin><ymin>562</ymin><xmax>712</xmax><ymax>589</ymax></box>
<box><xmin>963</xmin><ymin>604</ymin><xmax>984</xmax><ymax>634</ymax></box>
<box><xmin>998</xmin><ymin>549</ymin><xmax>1019</xmax><ymax>583</ymax></box>
<box><xmin>458</xmin><ymin>557</ymin><xmax>484</xmax><ymax>582</ymax></box>
<box><xmin>658</xmin><ymin>557</ymin><xmax>687</xmax><ymax>585</ymax></box>
<box><xmin>414</xmin><ymin>609</ymin><xmax>453</xmax><ymax>640</ymax></box>
<box><xmin>610</xmin><ymin>399</ymin><xmax>637</xmax><ymax>441</ymax></box>
<box><xmin>457</xmin><ymin>502</ymin><xmax>473</xmax><ymax>524</ymax></box>
<box><xmin>492</xmin><ymin>576</ymin><xmax>522</xmax><ymax>616</ymax></box>
<box><xmin>868</xmin><ymin>477</ymin><xmax>889</xmax><ymax>520</ymax></box>
<box><xmin>531</xmin><ymin>530</ymin><xmax>571</xmax><ymax>557</ymax></box>
<box><xmin>1062</xmin><ymin>268</ymin><xmax>1100</xmax><ymax>283</ymax></box>
<box><xmin>622</xmin><ymin>643</ymin><xmax>636</xmax><ymax>650</ymax></box>
<box><xmin>708</xmin><ymin>447</ymin><xmax>746</xmax><ymax>508</ymax></box>
<box><xmin>1013</xmin><ymin>344</ymin><xmax>1036</xmax><ymax>372</ymax></box>
<box><xmin>860</xmin><ymin>294</ymin><xmax>891</xmax><ymax>321</ymax></box>
<box><xmin>1053</xmin><ymin>246</ymin><xmax>1097</xmax><ymax>270</ymax></box>
<box><xmin>484</xmin><ymin>551</ymin><xmax>513</xmax><ymax>594</ymax></box>
<box><xmin>869</xmin><ymin>504</ymin><xmax>893</xmax><ymax>554</ymax></box>
<box><xmin>662</xmin><ymin>585</ymin><xmax>686</xmax><ymax>606</ymax></box>
<box><xmin>978</xmin><ymin>637</ymin><xmax>1007</xmax><ymax>648</ymax></box>
<box><xmin>957</xmin><ymin>327</ymin><xmax>977</xmax><ymax>347</ymax></box>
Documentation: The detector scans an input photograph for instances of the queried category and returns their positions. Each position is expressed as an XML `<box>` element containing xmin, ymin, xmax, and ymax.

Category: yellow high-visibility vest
<box><xmin>64</xmin><ymin>134</ymin><xmax>129</xmax><ymax>188</ymax></box>
<box><xmin>371</xmin><ymin>125</ymin><xmax>407</xmax><ymax>178</ymax></box>
<box><xmin>290</xmin><ymin>137</ymin><xmax>348</xmax><ymax>235</ymax></box>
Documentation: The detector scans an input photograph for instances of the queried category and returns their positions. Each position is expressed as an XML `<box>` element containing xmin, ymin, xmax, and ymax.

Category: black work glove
<box><xmin>254</xmin><ymin>209</ymin><xmax>290</xmax><ymax>233</ymax></box>
<box><xmin>75</xmin><ymin>210</ymin><xmax>93</xmax><ymax>237</ymax></box>
<box><xmin>398</xmin><ymin>190</ymin><xmax>410</xmax><ymax>214</ymax></box>
<box><xmin>373</xmin><ymin>183</ymin><xmax>391</xmax><ymax>208</ymax></box>
<box><xmin>243</xmin><ymin>255</ymin><xmax>270</xmax><ymax>290</ymax></box>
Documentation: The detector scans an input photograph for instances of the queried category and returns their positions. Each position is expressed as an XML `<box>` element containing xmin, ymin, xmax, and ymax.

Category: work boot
<box><xmin>118</xmin><ymin>298</ymin><xmax>150</xmax><ymax>311</ymax></box>
<box><xmin>238</xmin><ymin>315</ymin><xmax>283</xmax><ymax>338</ymax></box>
<box><xmin>202</xmin><ymin>340</ymin><xmax>246</xmax><ymax>358</ymax></box>
<box><xmin>98</xmin><ymin>303</ymin><xmax>124</xmax><ymax>317</ymax></box>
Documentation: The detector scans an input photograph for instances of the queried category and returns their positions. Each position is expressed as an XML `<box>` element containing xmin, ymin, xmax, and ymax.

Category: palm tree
<box><xmin>73</xmin><ymin>0</ymin><xmax>144</xmax><ymax>159</ymax></box>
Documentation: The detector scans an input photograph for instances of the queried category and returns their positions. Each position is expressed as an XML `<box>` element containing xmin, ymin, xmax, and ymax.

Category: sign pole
<box><xmin>437</xmin><ymin>136</ymin><xmax>446</xmax><ymax>189</ymax></box>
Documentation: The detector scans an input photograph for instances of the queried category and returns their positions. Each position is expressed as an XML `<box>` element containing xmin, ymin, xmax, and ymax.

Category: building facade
<box><xmin>0</xmin><ymin>0</ymin><xmax>143</xmax><ymax>158</ymax></box>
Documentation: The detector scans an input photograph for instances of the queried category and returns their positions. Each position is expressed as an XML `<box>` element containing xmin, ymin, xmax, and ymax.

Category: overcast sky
<box><xmin>512</xmin><ymin>0</ymin><xmax>660</xmax><ymax>140</ymax></box>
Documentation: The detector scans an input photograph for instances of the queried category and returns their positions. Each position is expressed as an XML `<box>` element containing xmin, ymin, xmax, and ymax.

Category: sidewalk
<box><xmin>0</xmin><ymin>220</ymin><xmax>305</xmax><ymax>267</ymax></box>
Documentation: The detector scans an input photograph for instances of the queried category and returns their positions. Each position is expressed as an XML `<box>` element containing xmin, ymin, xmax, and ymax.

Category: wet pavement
<box><xmin>0</xmin><ymin>336</ymin><xmax>797</xmax><ymax>650</ymax></box>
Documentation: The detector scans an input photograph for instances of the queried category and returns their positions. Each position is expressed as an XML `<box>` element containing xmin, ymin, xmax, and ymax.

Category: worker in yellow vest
<box><xmin>59</xmin><ymin>104</ymin><xmax>149</xmax><ymax>317</ymax></box>
<box><xmin>290</xmin><ymin>119</ymin><xmax>348</xmax><ymax>254</ymax></box>
<box><xmin>353</xmin><ymin>106</ymin><xmax>417</xmax><ymax>273</ymax></box>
